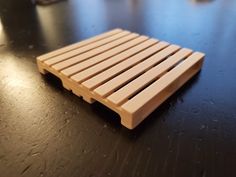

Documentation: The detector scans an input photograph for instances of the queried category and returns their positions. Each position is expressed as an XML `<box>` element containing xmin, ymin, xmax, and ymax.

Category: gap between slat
<box><xmin>45</xmin><ymin>31</ymin><xmax>131</xmax><ymax>66</ymax></box>
<box><xmin>71</xmin><ymin>38</ymin><xmax>159</xmax><ymax>83</ymax></box>
<box><xmin>121</xmin><ymin>52</ymin><xmax>205</xmax><ymax>114</ymax></box>
<box><xmin>37</xmin><ymin>28</ymin><xmax>123</xmax><ymax>61</ymax></box>
<box><xmin>62</xmin><ymin>35</ymin><xmax>149</xmax><ymax>77</ymax></box>
<box><xmin>52</xmin><ymin>33</ymin><xmax>139</xmax><ymax>71</ymax></box>
<box><xmin>82</xmin><ymin>41</ymin><xmax>170</xmax><ymax>90</ymax></box>
<box><xmin>107</xmin><ymin>48</ymin><xmax>193</xmax><ymax>106</ymax></box>
<box><xmin>94</xmin><ymin>44</ymin><xmax>180</xmax><ymax>98</ymax></box>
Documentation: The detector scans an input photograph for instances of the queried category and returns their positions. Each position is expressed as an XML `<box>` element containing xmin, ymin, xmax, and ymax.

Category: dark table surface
<box><xmin>1</xmin><ymin>0</ymin><xmax>236</xmax><ymax>177</ymax></box>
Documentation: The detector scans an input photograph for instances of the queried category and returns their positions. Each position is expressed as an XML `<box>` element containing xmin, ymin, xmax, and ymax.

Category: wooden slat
<box><xmin>94</xmin><ymin>45</ymin><xmax>180</xmax><ymax>97</ymax></box>
<box><xmin>107</xmin><ymin>48</ymin><xmax>193</xmax><ymax>105</ymax></box>
<box><xmin>37</xmin><ymin>28</ymin><xmax>123</xmax><ymax>61</ymax></box>
<box><xmin>82</xmin><ymin>41</ymin><xmax>169</xmax><ymax>90</ymax></box>
<box><xmin>71</xmin><ymin>38</ymin><xmax>158</xmax><ymax>83</ymax></box>
<box><xmin>62</xmin><ymin>35</ymin><xmax>148</xmax><ymax>77</ymax></box>
<box><xmin>52</xmin><ymin>33</ymin><xmax>139</xmax><ymax>71</ymax></box>
<box><xmin>121</xmin><ymin>52</ymin><xmax>205</xmax><ymax>115</ymax></box>
<box><xmin>44</xmin><ymin>31</ymin><xmax>131</xmax><ymax>66</ymax></box>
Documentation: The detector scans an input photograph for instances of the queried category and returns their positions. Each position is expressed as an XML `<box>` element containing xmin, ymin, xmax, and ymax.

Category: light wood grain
<box><xmin>52</xmin><ymin>32</ymin><xmax>137</xmax><ymax>71</ymax></box>
<box><xmin>61</xmin><ymin>34</ymin><xmax>146</xmax><ymax>76</ymax></box>
<box><xmin>37</xmin><ymin>28</ymin><xmax>123</xmax><ymax>61</ymax></box>
<box><xmin>94</xmin><ymin>45</ymin><xmax>180</xmax><ymax>97</ymax></box>
<box><xmin>72</xmin><ymin>38</ymin><xmax>158</xmax><ymax>83</ymax></box>
<box><xmin>82</xmin><ymin>41</ymin><xmax>169</xmax><ymax>90</ymax></box>
<box><xmin>107</xmin><ymin>48</ymin><xmax>193</xmax><ymax>106</ymax></box>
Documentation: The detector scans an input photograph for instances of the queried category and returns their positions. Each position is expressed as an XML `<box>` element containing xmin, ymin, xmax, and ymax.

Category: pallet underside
<box><xmin>37</xmin><ymin>29</ymin><xmax>205</xmax><ymax>129</ymax></box>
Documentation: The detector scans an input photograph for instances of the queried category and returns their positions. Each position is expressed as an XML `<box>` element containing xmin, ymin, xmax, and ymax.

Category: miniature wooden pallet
<box><xmin>37</xmin><ymin>28</ymin><xmax>205</xmax><ymax>129</ymax></box>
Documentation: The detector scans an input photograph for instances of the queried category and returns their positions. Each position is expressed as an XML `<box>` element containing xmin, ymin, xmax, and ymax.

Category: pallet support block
<box><xmin>37</xmin><ymin>28</ymin><xmax>205</xmax><ymax>129</ymax></box>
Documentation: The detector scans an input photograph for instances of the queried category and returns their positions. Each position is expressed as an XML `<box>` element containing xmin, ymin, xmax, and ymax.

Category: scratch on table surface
<box><xmin>21</xmin><ymin>164</ymin><xmax>32</xmax><ymax>175</ymax></box>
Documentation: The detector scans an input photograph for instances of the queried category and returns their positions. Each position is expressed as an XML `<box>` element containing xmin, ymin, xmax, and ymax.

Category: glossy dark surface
<box><xmin>1</xmin><ymin>0</ymin><xmax>236</xmax><ymax>177</ymax></box>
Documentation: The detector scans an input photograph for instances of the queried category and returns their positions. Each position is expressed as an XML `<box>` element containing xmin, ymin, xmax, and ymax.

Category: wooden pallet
<box><xmin>37</xmin><ymin>28</ymin><xmax>205</xmax><ymax>129</ymax></box>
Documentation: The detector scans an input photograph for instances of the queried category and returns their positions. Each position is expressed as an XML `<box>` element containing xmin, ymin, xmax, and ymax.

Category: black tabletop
<box><xmin>0</xmin><ymin>0</ymin><xmax>236</xmax><ymax>177</ymax></box>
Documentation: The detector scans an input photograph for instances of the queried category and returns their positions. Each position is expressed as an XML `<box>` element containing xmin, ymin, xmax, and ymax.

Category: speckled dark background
<box><xmin>0</xmin><ymin>0</ymin><xmax>236</xmax><ymax>177</ymax></box>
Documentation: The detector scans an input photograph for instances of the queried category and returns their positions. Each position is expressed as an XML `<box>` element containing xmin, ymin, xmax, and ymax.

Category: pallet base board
<box><xmin>37</xmin><ymin>29</ymin><xmax>205</xmax><ymax>129</ymax></box>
